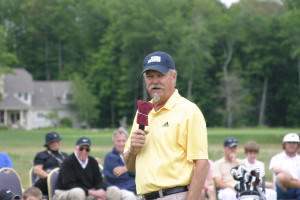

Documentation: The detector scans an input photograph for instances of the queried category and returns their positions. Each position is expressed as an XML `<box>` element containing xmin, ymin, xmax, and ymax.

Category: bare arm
<box><xmin>272</xmin><ymin>167</ymin><xmax>289</xmax><ymax>176</ymax></box>
<box><xmin>33</xmin><ymin>164</ymin><xmax>48</xmax><ymax>178</ymax></box>
<box><xmin>124</xmin><ymin>129</ymin><xmax>148</xmax><ymax>172</ymax></box>
<box><xmin>205</xmin><ymin>162</ymin><xmax>213</xmax><ymax>187</ymax></box>
<box><xmin>186</xmin><ymin>159</ymin><xmax>209</xmax><ymax>200</ymax></box>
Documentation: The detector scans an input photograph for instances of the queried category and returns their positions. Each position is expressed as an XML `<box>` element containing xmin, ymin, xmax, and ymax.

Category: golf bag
<box><xmin>231</xmin><ymin>165</ymin><xmax>266</xmax><ymax>200</ymax></box>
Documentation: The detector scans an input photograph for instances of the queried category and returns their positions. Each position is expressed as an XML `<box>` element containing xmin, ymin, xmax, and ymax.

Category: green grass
<box><xmin>1</xmin><ymin>127</ymin><xmax>299</xmax><ymax>189</ymax></box>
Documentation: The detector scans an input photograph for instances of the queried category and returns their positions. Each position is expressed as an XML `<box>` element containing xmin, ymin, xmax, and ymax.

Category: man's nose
<box><xmin>152</xmin><ymin>76</ymin><xmax>159</xmax><ymax>84</ymax></box>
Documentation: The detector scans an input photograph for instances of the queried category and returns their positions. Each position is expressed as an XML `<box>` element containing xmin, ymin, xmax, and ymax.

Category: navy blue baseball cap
<box><xmin>224</xmin><ymin>137</ymin><xmax>238</xmax><ymax>148</ymax></box>
<box><xmin>76</xmin><ymin>137</ymin><xmax>91</xmax><ymax>147</ymax></box>
<box><xmin>44</xmin><ymin>131</ymin><xmax>62</xmax><ymax>147</ymax></box>
<box><xmin>0</xmin><ymin>189</ymin><xmax>20</xmax><ymax>200</ymax></box>
<box><xmin>142</xmin><ymin>51</ymin><xmax>176</xmax><ymax>75</ymax></box>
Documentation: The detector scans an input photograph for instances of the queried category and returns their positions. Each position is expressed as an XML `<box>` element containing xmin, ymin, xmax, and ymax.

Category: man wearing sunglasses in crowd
<box><xmin>53</xmin><ymin>137</ymin><xmax>120</xmax><ymax>200</ymax></box>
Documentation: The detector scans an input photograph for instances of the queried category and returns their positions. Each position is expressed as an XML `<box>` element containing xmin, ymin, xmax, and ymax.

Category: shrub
<box><xmin>60</xmin><ymin>117</ymin><xmax>73</xmax><ymax>128</ymax></box>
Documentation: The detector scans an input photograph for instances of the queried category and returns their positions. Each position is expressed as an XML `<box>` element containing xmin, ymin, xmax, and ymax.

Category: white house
<box><xmin>0</xmin><ymin>68</ymin><xmax>79</xmax><ymax>129</ymax></box>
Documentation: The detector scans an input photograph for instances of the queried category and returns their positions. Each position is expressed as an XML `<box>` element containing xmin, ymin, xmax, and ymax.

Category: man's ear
<box><xmin>172</xmin><ymin>72</ymin><xmax>177</xmax><ymax>85</ymax></box>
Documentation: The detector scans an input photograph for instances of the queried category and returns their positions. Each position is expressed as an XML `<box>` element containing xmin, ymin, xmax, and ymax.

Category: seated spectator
<box><xmin>199</xmin><ymin>159</ymin><xmax>215</xmax><ymax>200</ymax></box>
<box><xmin>0</xmin><ymin>188</ymin><xmax>20</xmax><ymax>200</ymax></box>
<box><xmin>213</xmin><ymin>137</ymin><xmax>244</xmax><ymax>200</ymax></box>
<box><xmin>53</xmin><ymin>137</ymin><xmax>120</xmax><ymax>200</ymax></box>
<box><xmin>269</xmin><ymin>132</ymin><xmax>300</xmax><ymax>199</ymax></box>
<box><xmin>243</xmin><ymin>141</ymin><xmax>276</xmax><ymax>200</ymax></box>
<box><xmin>22</xmin><ymin>187</ymin><xmax>42</xmax><ymax>200</ymax></box>
<box><xmin>0</xmin><ymin>152</ymin><xmax>13</xmax><ymax>169</ymax></box>
<box><xmin>103</xmin><ymin>127</ymin><xmax>137</xmax><ymax>200</ymax></box>
<box><xmin>297</xmin><ymin>133</ymin><xmax>300</xmax><ymax>156</ymax></box>
<box><xmin>33</xmin><ymin>131</ymin><xmax>68</xmax><ymax>195</ymax></box>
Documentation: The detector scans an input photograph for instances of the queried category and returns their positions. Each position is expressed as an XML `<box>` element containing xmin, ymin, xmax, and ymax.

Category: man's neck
<box><xmin>247</xmin><ymin>158</ymin><xmax>255</xmax><ymax>164</ymax></box>
<box><xmin>153</xmin><ymin>89</ymin><xmax>175</xmax><ymax>111</ymax></box>
<box><xmin>285</xmin><ymin>151</ymin><xmax>297</xmax><ymax>158</ymax></box>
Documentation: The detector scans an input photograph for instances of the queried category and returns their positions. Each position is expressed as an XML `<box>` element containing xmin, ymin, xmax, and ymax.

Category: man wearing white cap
<box><xmin>269</xmin><ymin>133</ymin><xmax>300</xmax><ymax>199</ymax></box>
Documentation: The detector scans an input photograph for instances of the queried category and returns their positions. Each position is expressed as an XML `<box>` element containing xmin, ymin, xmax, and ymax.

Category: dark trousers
<box><xmin>276</xmin><ymin>184</ymin><xmax>300</xmax><ymax>200</ymax></box>
<box><xmin>34</xmin><ymin>178</ymin><xmax>48</xmax><ymax>195</ymax></box>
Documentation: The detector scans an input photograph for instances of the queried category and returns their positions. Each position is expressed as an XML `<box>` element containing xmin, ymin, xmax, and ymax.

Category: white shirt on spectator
<box><xmin>243</xmin><ymin>158</ymin><xmax>265</xmax><ymax>178</ymax></box>
<box><xmin>269</xmin><ymin>151</ymin><xmax>300</xmax><ymax>184</ymax></box>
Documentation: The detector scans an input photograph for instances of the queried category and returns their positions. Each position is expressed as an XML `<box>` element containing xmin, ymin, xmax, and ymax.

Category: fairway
<box><xmin>0</xmin><ymin>127</ymin><xmax>299</xmax><ymax>189</ymax></box>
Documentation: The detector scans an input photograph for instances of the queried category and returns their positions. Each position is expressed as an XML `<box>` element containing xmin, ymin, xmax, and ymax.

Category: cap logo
<box><xmin>148</xmin><ymin>56</ymin><xmax>161</xmax><ymax>63</ymax></box>
<box><xmin>83</xmin><ymin>139</ymin><xmax>88</xmax><ymax>142</ymax></box>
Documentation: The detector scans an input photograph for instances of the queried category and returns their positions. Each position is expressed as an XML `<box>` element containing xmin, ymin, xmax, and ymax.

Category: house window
<box><xmin>66</xmin><ymin>93</ymin><xmax>73</xmax><ymax>100</ymax></box>
<box><xmin>0</xmin><ymin>111</ymin><xmax>4</xmax><ymax>123</ymax></box>
<box><xmin>24</xmin><ymin>93</ymin><xmax>28</xmax><ymax>100</ymax></box>
<box><xmin>18</xmin><ymin>93</ymin><xmax>22</xmax><ymax>98</ymax></box>
<box><xmin>37</xmin><ymin>113</ymin><xmax>44</xmax><ymax>118</ymax></box>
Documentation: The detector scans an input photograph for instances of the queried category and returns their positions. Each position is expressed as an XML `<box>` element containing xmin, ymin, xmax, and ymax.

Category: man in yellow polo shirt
<box><xmin>124</xmin><ymin>51</ymin><xmax>209</xmax><ymax>200</ymax></box>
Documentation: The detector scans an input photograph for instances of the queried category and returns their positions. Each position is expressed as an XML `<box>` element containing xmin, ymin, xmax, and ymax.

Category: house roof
<box><xmin>0</xmin><ymin>94</ymin><xmax>29</xmax><ymax>109</ymax></box>
<box><xmin>4</xmin><ymin>68</ymin><xmax>33</xmax><ymax>94</ymax></box>
<box><xmin>1</xmin><ymin>68</ymin><xmax>73</xmax><ymax>110</ymax></box>
<box><xmin>32</xmin><ymin>81</ymin><xmax>72</xmax><ymax>109</ymax></box>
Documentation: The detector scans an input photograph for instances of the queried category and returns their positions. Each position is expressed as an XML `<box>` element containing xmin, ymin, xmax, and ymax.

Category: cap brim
<box><xmin>284</xmin><ymin>140</ymin><xmax>300</xmax><ymax>143</ymax></box>
<box><xmin>227</xmin><ymin>143</ymin><xmax>238</xmax><ymax>148</ymax></box>
<box><xmin>142</xmin><ymin>65</ymin><xmax>169</xmax><ymax>75</ymax></box>
<box><xmin>13</xmin><ymin>195</ymin><xmax>20</xmax><ymax>199</ymax></box>
<box><xmin>44</xmin><ymin>138</ymin><xmax>62</xmax><ymax>147</ymax></box>
<box><xmin>77</xmin><ymin>143</ymin><xmax>90</xmax><ymax>147</ymax></box>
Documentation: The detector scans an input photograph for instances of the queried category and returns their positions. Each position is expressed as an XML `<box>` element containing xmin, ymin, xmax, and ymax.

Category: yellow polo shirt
<box><xmin>125</xmin><ymin>89</ymin><xmax>208</xmax><ymax>195</ymax></box>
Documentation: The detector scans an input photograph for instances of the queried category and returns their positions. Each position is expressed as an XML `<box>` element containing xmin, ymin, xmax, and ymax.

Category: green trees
<box><xmin>70</xmin><ymin>73</ymin><xmax>99</xmax><ymax>128</ymax></box>
<box><xmin>1</xmin><ymin>0</ymin><xmax>300</xmax><ymax>128</ymax></box>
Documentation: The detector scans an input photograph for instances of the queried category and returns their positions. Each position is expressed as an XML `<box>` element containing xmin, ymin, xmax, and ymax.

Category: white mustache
<box><xmin>149</xmin><ymin>84</ymin><xmax>164</xmax><ymax>90</ymax></box>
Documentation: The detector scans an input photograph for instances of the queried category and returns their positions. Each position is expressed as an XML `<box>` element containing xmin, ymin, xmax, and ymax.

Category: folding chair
<box><xmin>29</xmin><ymin>166</ymin><xmax>49</xmax><ymax>200</ymax></box>
<box><xmin>47</xmin><ymin>168</ymin><xmax>59</xmax><ymax>200</ymax></box>
<box><xmin>0</xmin><ymin>167</ymin><xmax>23</xmax><ymax>198</ymax></box>
<box><xmin>29</xmin><ymin>166</ymin><xmax>38</xmax><ymax>186</ymax></box>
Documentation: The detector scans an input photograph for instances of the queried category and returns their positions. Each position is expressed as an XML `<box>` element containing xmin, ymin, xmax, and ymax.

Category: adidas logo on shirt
<box><xmin>163</xmin><ymin>122</ymin><xmax>169</xmax><ymax>127</ymax></box>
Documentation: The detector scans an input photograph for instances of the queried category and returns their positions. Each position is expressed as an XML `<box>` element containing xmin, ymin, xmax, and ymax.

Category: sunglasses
<box><xmin>79</xmin><ymin>147</ymin><xmax>90</xmax><ymax>152</ymax></box>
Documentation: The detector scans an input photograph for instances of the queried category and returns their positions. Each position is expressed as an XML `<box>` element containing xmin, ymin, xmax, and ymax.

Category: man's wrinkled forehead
<box><xmin>145</xmin><ymin>69</ymin><xmax>167</xmax><ymax>75</ymax></box>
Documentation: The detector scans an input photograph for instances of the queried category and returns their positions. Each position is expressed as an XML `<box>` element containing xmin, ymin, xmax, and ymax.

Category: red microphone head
<box><xmin>137</xmin><ymin>100</ymin><xmax>153</xmax><ymax>126</ymax></box>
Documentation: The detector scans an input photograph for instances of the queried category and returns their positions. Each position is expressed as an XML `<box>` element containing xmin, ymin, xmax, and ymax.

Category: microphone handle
<box><xmin>139</xmin><ymin>125</ymin><xmax>145</xmax><ymax>130</ymax></box>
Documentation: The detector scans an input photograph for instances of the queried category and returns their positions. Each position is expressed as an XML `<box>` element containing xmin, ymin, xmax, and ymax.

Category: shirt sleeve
<box><xmin>34</xmin><ymin>152</ymin><xmax>46</xmax><ymax>165</ymax></box>
<box><xmin>92</xmin><ymin>158</ymin><xmax>107</xmax><ymax>191</ymax></box>
<box><xmin>186</xmin><ymin>106</ymin><xmax>208</xmax><ymax>161</ymax></box>
<box><xmin>103</xmin><ymin>152</ymin><xmax>119</xmax><ymax>184</ymax></box>
<box><xmin>269</xmin><ymin>154</ymin><xmax>279</xmax><ymax>171</ymax></box>
<box><xmin>212</xmin><ymin>160</ymin><xmax>222</xmax><ymax>179</ymax></box>
<box><xmin>4</xmin><ymin>154</ymin><xmax>13</xmax><ymax>168</ymax></box>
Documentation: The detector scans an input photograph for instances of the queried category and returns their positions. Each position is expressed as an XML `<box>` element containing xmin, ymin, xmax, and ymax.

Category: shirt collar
<box><xmin>74</xmin><ymin>151</ymin><xmax>89</xmax><ymax>169</ymax></box>
<box><xmin>150</xmin><ymin>89</ymin><xmax>180</xmax><ymax>113</ymax></box>
<box><xmin>283</xmin><ymin>151</ymin><xmax>298</xmax><ymax>159</ymax></box>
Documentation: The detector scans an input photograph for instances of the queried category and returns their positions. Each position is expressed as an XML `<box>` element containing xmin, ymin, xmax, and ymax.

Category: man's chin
<box><xmin>153</xmin><ymin>94</ymin><xmax>161</xmax><ymax>103</ymax></box>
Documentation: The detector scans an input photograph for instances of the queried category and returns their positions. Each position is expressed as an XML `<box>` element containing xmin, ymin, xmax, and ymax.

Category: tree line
<box><xmin>0</xmin><ymin>0</ymin><xmax>300</xmax><ymax>128</ymax></box>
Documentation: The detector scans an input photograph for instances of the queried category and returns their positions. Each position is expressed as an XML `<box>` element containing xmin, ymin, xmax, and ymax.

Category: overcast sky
<box><xmin>219</xmin><ymin>0</ymin><xmax>240</xmax><ymax>7</ymax></box>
